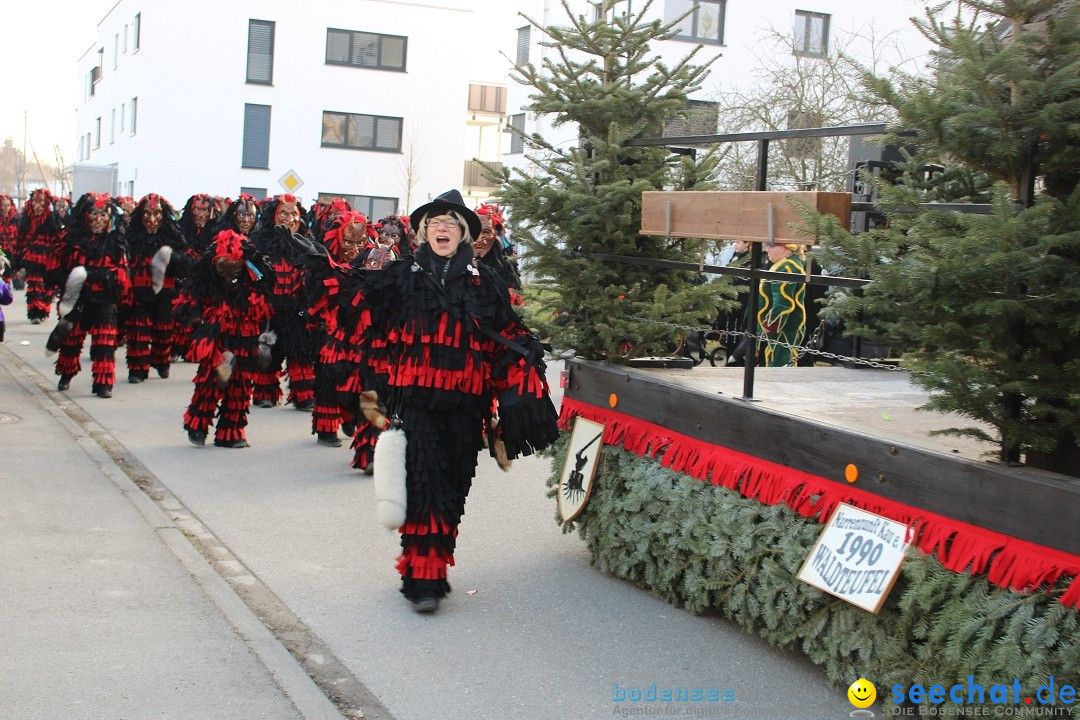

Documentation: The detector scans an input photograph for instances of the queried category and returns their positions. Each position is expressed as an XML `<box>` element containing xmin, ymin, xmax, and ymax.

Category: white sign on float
<box><xmin>797</xmin><ymin>502</ymin><xmax>912</xmax><ymax>613</ymax></box>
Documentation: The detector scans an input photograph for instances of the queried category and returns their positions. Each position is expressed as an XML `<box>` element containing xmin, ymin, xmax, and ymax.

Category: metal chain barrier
<box><xmin>625</xmin><ymin>316</ymin><xmax>913</xmax><ymax>372</ymax></box>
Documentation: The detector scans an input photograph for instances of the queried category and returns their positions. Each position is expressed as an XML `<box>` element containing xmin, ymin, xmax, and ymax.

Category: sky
<box><xmin>3</xmin><ymin>1</ymin><xmax>116</xmax><ymax>168</ymax></box>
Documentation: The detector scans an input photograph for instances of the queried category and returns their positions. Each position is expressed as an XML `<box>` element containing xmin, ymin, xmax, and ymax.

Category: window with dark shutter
<box><xmin>507</xmin><ymin>113</ymin><xmax>526</xmax><ymax>154</ymax></box>
<box><xmin>321</xmin><ymin>111</ymin><xmax>402</xmax><ymax>152</ymax></box>
<box><xmin>242</xmin><ymin>104</ymin><xmax>271</xmax><ymax>169</ymax></box>
<box><xmin>247</xmin><ymin>20</ymin><xmax>275</xmax><ymax>84</ymax></box>
<box><xmin>516</xmin><ymin>26</ymin><xmax>530</xmax><ymax>65</ymax></box>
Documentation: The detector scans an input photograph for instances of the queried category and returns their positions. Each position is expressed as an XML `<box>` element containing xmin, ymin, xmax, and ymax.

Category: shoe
<box><xmin>95</xmin><ymin>386</ymin><xmax>112</xmax><ymax>399</ymax></box>
<box><xmin>30</xmin><ymin>318</ymin><xmax>43</xmax><ymax>325</ymax></box>
<box><xmin>412</xmin><ymin>596</ymin><xmax>440</xmax><ymax>614</ymax></box>
<box><xmin>341</xmin><ymin>422</ymin><xmax>356</xmax><ymax>437</ymax></box>
<box><xmin>254</xmin><ymin>398</ymin><xmax>275</xmax><ymax>408</ymax></box>
<box><xmin>187</xmin><ymin>429</ymin><xmax>207</xmax><ymax>446</ymax></box>
<box><xmin>214</xmin><ymin>438</ymin><xmax>250</xmax><ymax>449</ymax></box>
<box><xmin>317</xmin><ymin>432</ymin><xmax>342</xmax><ymax>447</ymax></box>
<box><xmin>294</xmin><ymin>399</ymin><xmax>315</xmax><ymax>411</ymax></box>
<box><xmin>156</xmin><ymin>365</ymin><xmax>170</xmax><ymax>379</ymax></box>
<box><xmin>362</xmin><ymin>463</ymin><xmax>375</xmax><ymax>476</ymax></box>
<box><xmin>128</xmin><ymin>375</ymin><xmax>144</xmax><ymax>384</ymax></box>
<box><xmin>57</xmin><ymin>374</ymin><xmax>73</xmax><ymax>391</ymax></box>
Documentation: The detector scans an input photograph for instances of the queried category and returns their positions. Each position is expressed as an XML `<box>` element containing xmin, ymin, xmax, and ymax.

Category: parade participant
<box><xmin>308</xmin><ymin>211</ymin><xmax>379</xmax><ymax>450</ymax></box>
<box><xmin>249</xmin><ymin>194</ymin><xmax>316</xmax><ymax>410</ymax></box>
<box><xmin>50</xmin><ymin>193</ymin><xmax>130</xmax><ymax>398</ymax></box>
<box><xmin>309</xmin><ymin>196</ymin><xmax>351</xmax><ymax>244</ymax></box>
<box><xmin>0</xmin><ymin>195</ymin><xmax>19</xmax><ymax>259</ymax></box>
<box><xmin>375</xmin><ymin>214</ymin><xmax>413</xmax><ymax>257</ymax></box>
<box><xmin>474</xmin><ymin>204</ymin><xmax>523</xmax><ymax>304</ymax></box>
<box><xmin>179</xmin><ymin>193</ymin><xmax>217</xmax><ymax>258</ymax></box>
<box><xmin>114</xmin><ymin>196</ymin><xmax>137</xmax><ymax>234</ymax></box>
<box><xmin>53</xmin><ymin>196</ymin><xmax>72</xmax><ymax>227</ymax></box>
<box><xmin>174</xmin><ymin>229</ymin><xmax>273</xmax><ymax>449</ymax></box>
<box><xmin>289</xmin><ymin>189</ymin><xmax>559</xmax><ymax>613</ymax></box>
<box><xmin>0</xmin><ymin>250</ymin><xmax>12</xmax><ymax>341</ymax></box>
<box><xmin>213</xmin><ymin>194</ymin><xmax>259</xmax><ymax>238</ymax></box>
<box><xmin>124</xmin><ymin>193</ymin><xmax>189</xmax><ymax>383</ymax></box>
<box><xmin>757</xmin><ymin>242</ymin><xmax>807</xmax><ymax>367</ymax></box>
<box><xmin>17</xmin><ymin>188</ymin><xmax>62</xmax><ymax>323</ymax></box>
<box><xmin>175</xmin><ymin>193</ymin><xmax>217</xmax><ymax>358</ymax></box>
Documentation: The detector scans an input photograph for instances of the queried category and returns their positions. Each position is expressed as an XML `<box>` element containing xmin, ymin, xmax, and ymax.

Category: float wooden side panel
<box><xmin>640</xmin><ymin>191</ymin><xmax>851</xmax><ymax>244</ymax></box>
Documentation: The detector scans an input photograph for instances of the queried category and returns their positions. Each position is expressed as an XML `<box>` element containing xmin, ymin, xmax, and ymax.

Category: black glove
<box><xmin>276</xmin><ymin>225</ymin><xmax>326</xmax><ymax>259</ymax></box>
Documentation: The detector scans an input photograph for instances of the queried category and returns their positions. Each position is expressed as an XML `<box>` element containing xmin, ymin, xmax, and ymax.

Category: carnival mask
<box><xmin>192</xmin><ymin>201</ymin><xmax>211</xmax><ymax>228</ymax></box>
<box><xmin>340</xmin><ymin>221</ymin><xmax>366</xmax><ymax>263</ymax></box>
<box><xmin>474</xmin><ymin>216</ymin><xmax>497</xmax><ymax>258</ymax></box>
<box><xmin>87</xmin><ymin>208</ymin><xmax>110</xmax><ymax>235</ymax></box>
<box><xmin>275</xmin><ymin>202</ymin><xmax>300</xmax><ymax>233</ymax></box>
<box><xmin>142</xmin><ymin>205</ymin><xmax>163</xmax><ymax>234</ymax></box>
<box><xmin>213</xmin><ymin>256</ymin><xmax>244</xmax><ymax>284</ymax></box>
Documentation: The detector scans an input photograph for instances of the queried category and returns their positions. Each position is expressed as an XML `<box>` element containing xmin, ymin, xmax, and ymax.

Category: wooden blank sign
<box><xmin>640</xmin><ymin>190</ymin><xmax>851</xmax><ymax>244</ymax></box>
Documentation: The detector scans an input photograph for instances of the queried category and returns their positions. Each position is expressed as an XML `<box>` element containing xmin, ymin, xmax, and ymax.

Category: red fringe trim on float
<box><xmin>559</xmin><ymin>397</ymin><xmax>1080</xmax><ymax>608</ymax></box>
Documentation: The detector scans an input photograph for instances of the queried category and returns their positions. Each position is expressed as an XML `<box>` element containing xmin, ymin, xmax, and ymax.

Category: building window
<box><xmin>110</xmin><ymin>109</ymin><xmax>116</xmax><ymax>144</ymax></box>
<box><xmin>240</xmin><ymin>186</ymin><xmax>268</xmax><ymax>200</ymax></box>
<box><xmin>318</xmin><ymin>193</ymin><xmax>397</xmax><ymax>219</ymax></box>
<box><xmin>516</xmin><ymin>26</ymin><xmax>530</xmax><ymax>65</ymax></box>
<box><xmin>506</xmin><ymin>113</ymin><xmax>526</xmax><ymax>154</ymax></box>
<box><xmin>242</xmin><ymin>104</ymin><xmax>271</xmax><ymax>168</ymax></box>
<box><xmin>94</xmin><ymin>118</ymin><xmax>101</xmax><ymax>149</ymax></box>
<box><xmin>325</xmin><ymin>29</ymin><xmax>407</xmax><ymax>71</ymax></box>
<box><xmin>665</xmin><ymin>0</ymin><xmax>724</xmax><ymax>44</ymax></box>
<box><xmin>247</xmin><ymin>19</ymin><xmax>275</xmax><ymax>84</ymax></box>
<box><xmin>85</xmin><ymin>133</ymin><xmax>91</xmax><ymax>158</ymax></box>
<box><xmin>124</xmin><ymin>24</ymin><xmax>128</xmax><ymax>52</ymax></box>
<box><xmin>113</xmin><ymin>34</ymin><xmax>119</xmax><ymax>68</ymax></box>
<box><xmin>468</xmin><ymin>84</ymin><xmax>506</xmax><ymax>114</ymax></box>
<box><xmin>794</xmin><ymin>10</ymin><xmax>829</xmax><ymax>57</ymax></box>
<box><xmin>321</xmin><ymin>111</ymin><xmax>402</xmax><ymax>152</ymax></box>
<box><xmin>663</xmin><ymin>99</ymin><xmax>718</xmax><ymax>137</ymax></box>
<box><xmin>133</xmin><ymin>13</ymin><xmax>141</xmax><ymax>51</ymax></box>
<box><xmin>120</xmin><ymin>102</ymin><xmax>125</xmax><ymax>132</ymax></box>
<box><xmin>130</xmin><ymin>97</ymin><xmax>138</xmax><ymax>135</ymax></box>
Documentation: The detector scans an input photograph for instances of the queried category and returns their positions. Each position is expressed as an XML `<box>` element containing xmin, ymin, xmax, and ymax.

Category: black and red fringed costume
<box><xmin>249</xmin><ymin>195</ymin><xmax>316</xmax><ymax>409</ymax></box>
<box><xmin>294</xmin><ymin>221</ymin><xmax>560</xmax><ymax>605</ymax></box>
<box><xmin>52</xmin><ymin>193</ymin><xmax>131</xmax><ymax>397</ymax></box>
<box><xmin>17</xmin><ymin>188</ymin><xmax>63</xmax><ymax>323</ymax></box>
<box><xmin>308</xmin><ymin>211</ymin><xmax>384</xmax><ymax>460</ymax></box>
<box><xmin>174</xmin><ymin>193</ymin><xmax>217</xmax><ymax>356</ymax></box>
<box><xmin>0</xmin><ymin>195</ymin><xmax>18</xmax><ymax>259</ymax></box>
<box><xmin>174</xmin><ymin>230</ymin><xmax>273</xmax><ymax>448</ymax></box>
<box><xmin>124</xmin><ymin>194</ymin><xmax>190</xmax><ymax>382</ymax></box>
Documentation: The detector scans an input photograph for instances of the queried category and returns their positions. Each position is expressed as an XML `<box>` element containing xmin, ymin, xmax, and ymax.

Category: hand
<box><xmin>276</xmin><ymin>225</ymin><xmax>325</xmax><ymax>259</ymax></box>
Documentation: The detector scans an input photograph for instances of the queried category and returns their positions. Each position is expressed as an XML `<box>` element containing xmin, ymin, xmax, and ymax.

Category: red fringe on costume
<box><xmin>559</xmin><ymin>397</ymin><xmax>1080</xmax><ymax>608</ymax></box>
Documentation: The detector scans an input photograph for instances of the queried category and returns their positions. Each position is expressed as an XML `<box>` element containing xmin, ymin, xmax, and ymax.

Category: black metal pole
<box><xmin>742</xmin><ymin>139</ymin><xmax>769</xmax><ymax>400</ymax></box>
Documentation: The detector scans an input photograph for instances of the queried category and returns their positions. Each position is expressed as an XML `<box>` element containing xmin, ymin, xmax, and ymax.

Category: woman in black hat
<box><xmin>290</xmin><ymin>189</ymin><xmax>559</xmax><ymax>613</ymax></box>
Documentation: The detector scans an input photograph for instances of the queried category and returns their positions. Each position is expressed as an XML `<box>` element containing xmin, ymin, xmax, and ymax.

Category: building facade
<box><xmin>72</xmin><ymin>0</ymin><xmax>936</xmax><ymax>213</ymax></box>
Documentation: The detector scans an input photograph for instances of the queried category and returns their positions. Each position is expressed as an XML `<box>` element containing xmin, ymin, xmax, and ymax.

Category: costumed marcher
<box><xmin>49</xmin><ymin>192</ymin><xmax>130</xmax><ymax>398</ymax></box>
<box><xmin>715</xmin><ymin>239</ymin><xmax>753</xmax><ymax>366</ymax></box>
<box><xmin>114</xmin><ymin>196</ymin><xmax>137</xmax><ymax>234</ymax></box>
<box><xmin>0</xmin><ymin>195</ymin><xmax>18</xmax><ymax>259</ymax></box>
<box><xmin>374</xmin><ymin>215</ymin><xmax>413</xmax><ymax>258</ymax></box>
<box><xmin>174</xmin><ymin>229</ymin><xmax>273</xmax><ymax>449</ymax></box>
<box><xmin>17</xmin><ymin>188</ymin><xmax>62</xmax><ymax>323</ymax></box>
<box><xmin>175</xmin><ymin>193</ymin><xmax>217</xmax><ymax>359</ymax></box>
<box><xmin>212</xmin><ymin>193</ymin><xmax>260</xmax><ymax>238</ymax></box>
<box><xmin>308</xmin><ymin>211</ymin><xmax>381</xmax><ymax>450</ymax></box>
<box><xmin>123</xmin><ymin>193</ymin><xmax>189</xmax><ymax>383</ymax></box>
<box><xmin>309</xmin><ymin>196</ymin><xmax>352</xmax><ymax>245</ymax></box>
<box><xmin>290</xmin><ymin>189</ymin><xmax>559</xmax><ymax>613</ymax></box>
<box><xmin>53</xmin><ymin>196</ymin><xmax>72</xmax><ymax>227</ymax></box>
<box><xmin>249</xmin><ymin>194</ymin><xmax>316</xmax><ymax>410</ymax></box>
<box><xmin>757</xmin><ymin>241</ymin><xmax>807</xmax><ymax>367</ymax></box>
<box><xmin>473</xmin><ymin>204</ymin><xmax>523</xmax><ymax>305</ymax></box>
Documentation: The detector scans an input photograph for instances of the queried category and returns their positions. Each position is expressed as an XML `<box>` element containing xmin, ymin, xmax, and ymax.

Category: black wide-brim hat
<box><xmin>409</xmin><ymin>189</ymin><xmax>482</xmax><ymax>239</ymax></box>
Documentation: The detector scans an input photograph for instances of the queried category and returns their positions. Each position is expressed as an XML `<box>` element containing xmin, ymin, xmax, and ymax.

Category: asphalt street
<box><xmin>0</xmin><ymin>288</ymin><xmax>860</xmax><ymax>719</ymax></box>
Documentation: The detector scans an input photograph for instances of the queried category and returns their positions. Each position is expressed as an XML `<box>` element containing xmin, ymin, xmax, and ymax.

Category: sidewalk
<box><xmin>0</xmin><ymin>345</ymin><xmax>345</xmax><ymax>720</ymax></box>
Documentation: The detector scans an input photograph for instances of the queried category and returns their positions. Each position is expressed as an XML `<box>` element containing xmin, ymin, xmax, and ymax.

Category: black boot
<box><xmin>317</xmin><ymin>431</ymin><xmax>342</xmax><ymax>447</ymax></box>
<box><xmin>57</xmin><ymin>374</ymin><xmax>74</xmax><ymax>391</ymax></box>
<box><xmin>187</xmin><ymin>429</ymin><xmax>207</xmax><ymax>446</ymax></box>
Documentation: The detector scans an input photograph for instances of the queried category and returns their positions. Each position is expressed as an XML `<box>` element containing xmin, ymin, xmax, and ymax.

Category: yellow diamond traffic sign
<box><xmin>278</xmin><ymin>170</ymin><xmax>304</xmax><ymax>193</ymax></box>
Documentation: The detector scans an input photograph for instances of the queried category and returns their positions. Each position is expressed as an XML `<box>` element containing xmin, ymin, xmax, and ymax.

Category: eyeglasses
<box><xmin>428</xmin><ymin>217</ymin><xmax>460</xmax><ymax>229</ymax></box>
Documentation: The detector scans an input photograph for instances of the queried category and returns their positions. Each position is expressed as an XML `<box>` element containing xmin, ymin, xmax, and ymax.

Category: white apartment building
<box><xmin>72</xmin><ymin>0</ymin><xmax>936</xmax><ymax>215</ymax></box>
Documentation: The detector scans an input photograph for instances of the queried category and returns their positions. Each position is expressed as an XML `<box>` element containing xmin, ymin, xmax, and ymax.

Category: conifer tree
<box><xmin>820</xmin><ymin>0</ymin><xmax>1080</xmax><ymax>470</ymax></box>
<box><xmin>496</xmin><ymin>0</ymin><xmax>727</xmax><ymax>362</ymax></box>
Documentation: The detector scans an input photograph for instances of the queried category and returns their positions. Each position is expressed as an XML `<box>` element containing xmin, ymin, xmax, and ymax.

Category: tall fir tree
<box><xmin>495</xmin><ymin>0</ymin><xmax>729</xmax><ymax>362</ymax></box>
<box><xmin>818</xmin><ymin>0</ymin><xmax>1080</xmax><ymax>471</ymax></box>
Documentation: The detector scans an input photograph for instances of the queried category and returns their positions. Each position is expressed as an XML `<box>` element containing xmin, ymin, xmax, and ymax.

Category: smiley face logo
<box><xmin>847</xmin><ymin>678</ymin><xmax>876</xmax><ymax>708</ymax></box>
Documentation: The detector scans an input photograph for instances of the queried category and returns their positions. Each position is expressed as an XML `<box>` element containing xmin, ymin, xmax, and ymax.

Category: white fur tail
<box><xmin>58</xmin><ymin>266</ymin><xmax>87</xmax><ymax>318</ymax></box>
<box><xmin>372</xmin><ymin>427</ymin><xmax>407</xmax><ymax>529</ymax></box>
<box><xmin>151</xmin><ymin>245</ymin><xmax>173</xmax><ymax>294</ymax></box>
